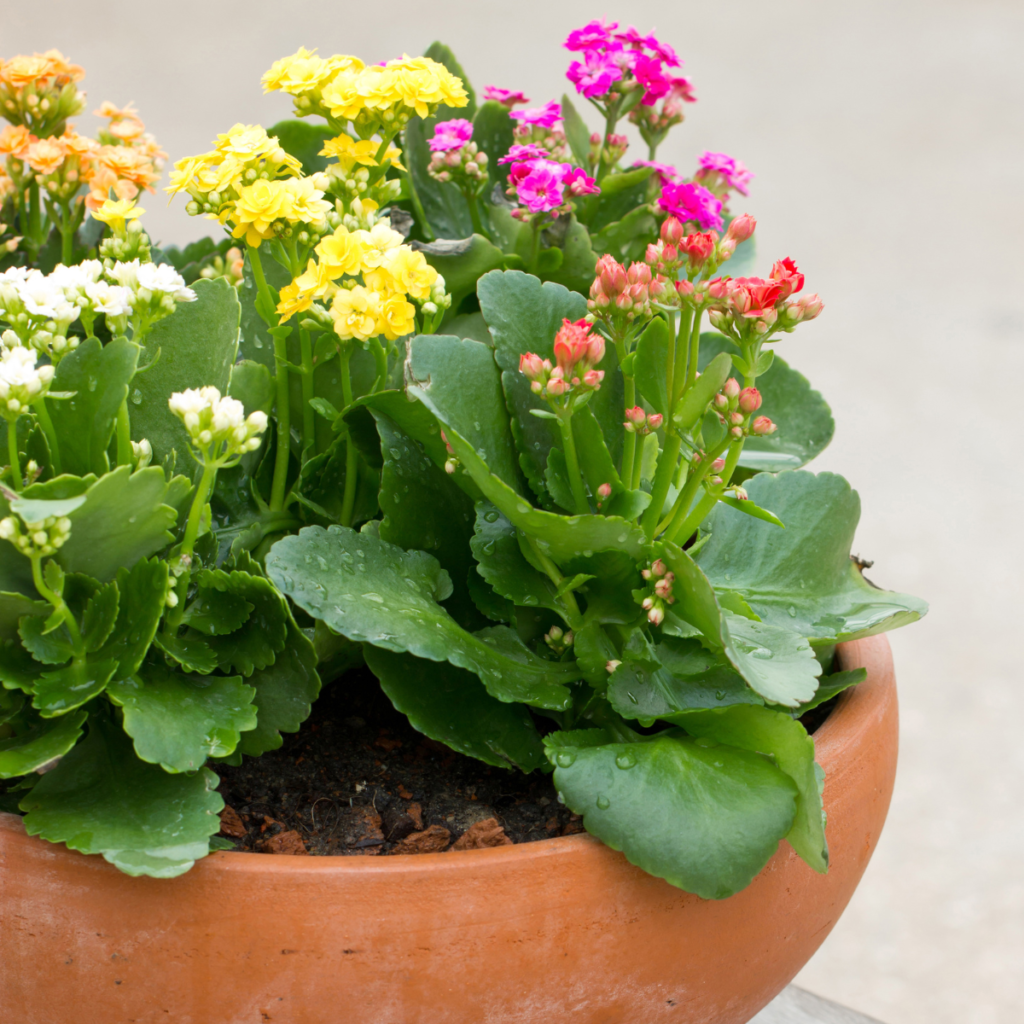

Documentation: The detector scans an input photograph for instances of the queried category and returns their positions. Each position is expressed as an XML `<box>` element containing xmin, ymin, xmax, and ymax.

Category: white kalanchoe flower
<box><xmin>0</xmin><ymin>346</ymin><xmax>55</xmax><ymax>418</ymax></box>
<box><xmin>85</xmin><ymin>280</ymin><xmax>134</xmax><ymax>317</ymax></box>
<box><xmin>131</xmin><ymin>438</ymin><xmax>153</xmax><ymax>469</ymax></box>
<box><xmin>135</xmin><ymin>263</ymin><xmax>197</xmax><ymax>304</ymax></box>
<box><xmin>0</xmin><ymin>513</ymin><xmax>72</xmax><ymax>558</ymax></box>
<box><xmin>106</xmin><ymin>259</ymin><xmax>141</xmax><ymax>291</ymax></box>
<box><xmin>168</xmin><ymin>386</ymin><xmax>268</xmax><ymax>462</ymax></box>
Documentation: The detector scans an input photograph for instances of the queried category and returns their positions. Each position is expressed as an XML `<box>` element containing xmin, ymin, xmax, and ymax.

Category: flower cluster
<box><xmin>0</xmin><ymin>50</ymin><xmax>85</xmax><ymax>136</ymax></box>
<box><xmin>564</xmin><ymin>19</ymin><xmax>689</xmax><ymax>107</ymax></box>
<box><xmin>262</xmin><ymin>49</ymin><xmax>467</xmax><ymax>130</ymax></box>
<box><xmin>482</xmin><ymin>86</ymin><xmax>529</xmax><ymax>109</ymax></box>
<box><xmin>503</xmin><ymin>149</ymin><xmax>599</xmax><ymax>217</ymax></box>
<box><xmin>519</xmin><ymin>318</ymin><xmax>605</xmax><ymax>400</ymax></box>
<box><xmin>645</xmin><ymin>215</ymin><xmax>757</xmax><ymax>291</ymax></box>
<box><xmin>168</xmin><ymin>386</ymin><xmax>269</xmax><ymax>464</ymax></box>
<box><xmin>636</xmin><ymin>558</ymin><xmax>676</xmax><ymax>626</ymax></box>
<box><xmin>544</xmin><ymin>624</ymin><xmax>574</xmax><ymax>656</ymax></box>
<box><xmin>510</xmin><ymin>101</ymin><xmax>567</xmax><ymax>158</ymax></box>
<box><xmin>587</xmin><ymin>254</ymin><xmax>667</xmax><ymax>324</ymax></box>
<box><xmin>0</xmin><ymin>251</ymin><xmax>195</xmax><ymax>355</ymax></box>
<box><xmin>0</xmin><ymin>509</ymin><xmax>71</xmax><ymax>558</ymax></box>
<box><xmin>623</xmin><ymin>405</ymin><xmax>664</xmax><ymax>435</ymax></box>
<box><xmin>0</xmin><ymin>343</ymin><xmax>54</xmax><ymax>418</ymax></box>
<box><xmin>427</xmin><ymin>119</ymin><xmax>488</xmax><ymax>195</ymax></box>
<box><xmin>707</xmin><ymin>258</ymin><xmax>823</xmax><ymax>342</ymax></box>
<box><xmin>656</xmin><ymin>180</ymin><xmax>723</xmax><ymax>232</ymax></box>
<box><xmin>712</xmin><ymin>377</ymin><xmax>777</xmax><ymax>440</ymax></box>
<box><xmin>695</xmin><ymin>151</ymin><xmax>753</xmax><ymax>201</ymax></box>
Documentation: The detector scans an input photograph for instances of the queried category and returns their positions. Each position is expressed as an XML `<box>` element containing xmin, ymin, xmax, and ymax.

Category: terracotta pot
<box><xmin>0</xmin><ymin>634</ymin><xmax>897</xmax><ymax>1024</ymax></box>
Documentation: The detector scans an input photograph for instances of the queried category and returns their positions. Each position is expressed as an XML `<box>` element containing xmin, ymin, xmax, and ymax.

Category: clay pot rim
<box><xmin>0</xmin><ymin>639</ymin><xmax>879</xmax><ymax>880</ymax></box>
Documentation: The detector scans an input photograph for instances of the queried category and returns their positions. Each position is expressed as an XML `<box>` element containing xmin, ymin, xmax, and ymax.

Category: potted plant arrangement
<box><xmin>0</xmin><ymin>23</ymin><xmax>925</xmax><ymax>1024</ymax></box>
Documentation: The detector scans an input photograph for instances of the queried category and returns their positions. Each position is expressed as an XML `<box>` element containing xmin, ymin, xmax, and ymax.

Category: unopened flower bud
<box><xmin>647</xmin><ymin>605</ymin><xmax>665</xmax><ymax>626</ymax></box>
<box><xmin>625</xmin><ymin>406</ymin><xmax>646</xmax><ymax>427</ymax></box>
<box><xmin>738</xmin><ymin>387</ymin><xmax>762</xmax><ymax>413</ymax></box>
<box><xmin>733</xmin><ymin>487</ymin><xmax>749</xmax><ymax>500</ymax></box>
<box><xmin>597</xmin><ymin>482</ymin><xmax>612</xmax><ymax>499</ymax></box>
<box><xmin>751</xmin><ymin>416</ymin><xmax>777</xmax><ymax>436</ymax></box>
<box><xmin>722</xmin><ymin>378</ymin><xmax>741</xmax><ymax>399</ymax></box>
<box><xmin>726</xmin><ymin>213</ymin><xmax>757</xmax><ymax>243</ymax></box>
<box><xmin>661</xmin><ymin>216</ymin><xmax>684</xmax><ymax>246</ymax></box>
<box><xmin>647</xmin><ymin>413</ymin><xmax>664</xmax><ymax>430</ymax></box>
<box><xmin>606</xmin><ymin>659</ymin><xmax>622</xmax><ymax>673</ymax></box>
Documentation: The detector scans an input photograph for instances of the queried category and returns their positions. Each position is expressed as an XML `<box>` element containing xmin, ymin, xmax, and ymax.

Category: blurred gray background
<box><xmin>5</xmin><ymin>2</ymin><xmax>1022</xmax><ymax>1021</ymax></box>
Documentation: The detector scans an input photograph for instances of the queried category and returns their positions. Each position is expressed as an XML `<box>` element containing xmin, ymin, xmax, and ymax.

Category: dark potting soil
<box><xmin>213</xmin><ymin>666</ymin><xmax>841</xmax><ymax>858</ymax></box>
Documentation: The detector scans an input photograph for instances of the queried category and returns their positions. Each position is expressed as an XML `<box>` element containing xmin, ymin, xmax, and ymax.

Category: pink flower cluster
<box><xmin>656</xmin><ymin>181</ymin><xmax>723</xmax><ymax>231</ymax></box>
<box><xmin>429</xmin><ymin>119</ymin><xmax>475</xmax><ymax>152</ymax></box>
<box><xmin>638</xmin><ymin>558</ymin><xmax>675</xmax><ymax>626</ymax></box>
<box><xmin>706</xmin><ymin>258</ymin><xmax>823</xmax><ymax>338</ymax></box>
<box><xmin>510</xmin><ymin>101</ymin><xmax>562</xmax><ymax>129</ymax></box>
<box><xmin>564</xmin><ymin>19</ymin><xmax>692</xmax><ymax>106</ymax></box>
<box><xmin>712</xmin><ymin>379</ymin><xmax>776</xmax><ymax>439</ymax></box>
<box><xmin>695</xmin><ymin>151</ymin><xmax>754</xmax><ymax>197</ymax></box>
<box><xmin>483</xmin><ymin>86</ymin><xmax>529</xmax><ymax>109</ymax></box>
<box><xmin>519</xmin><ymin>318</ymin><xmax>606</xmax><ymax>398</ymax></box>
<box><xmin>504</xmin><ymin>154</ymin><xmax>599</xmax><ymax>215</ymax></box>
<box><xmin>588</xmin><ymin>254</ymin><xmax>671</xmax><ymax>320</ymax></box>
<box><xmin>633</xmin><ymin>160</ymin><xmax>681</xmax><ymax>185</ymax></box>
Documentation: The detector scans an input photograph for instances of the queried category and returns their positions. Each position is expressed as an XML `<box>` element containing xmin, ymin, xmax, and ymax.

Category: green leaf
<box><xmin>444</xmin><ymin>311</ymin><xmax>492</xmax><ymax>344</ymax></box>
<box><xmin>591</xmin><ymin>207</ymin><xmax>659</xmax><ymax>263</ymax></box>
<box><xmin>235</xmin><ymin>618</ymin><xmax>320</xmax><ymax>757</ymax></box>
<box><xmin>153</xmin><ymin>633</ymin><xmax>218</xmax><ymax>674</ymax></box>
<box><xmin>571</xmin><ymin>405</ymin><xmax>620</xmax><ymax>499</ymax></box>
<box><xmin>0</xmin><ymin>639</ymin><xmax>44</xmax><ymax>692</ymax></box>
<box><xmin>405</xmin><ymin>333</ymin><xmax>522</xmax><ymax>490</ymax></box>
<box><xmin>19</xmin><ymin>614</ymin><xmax>74</xmax><ymax>664</ymax></box>
<box><xmin>799</xmin><ymin>668</ymin><xmax>866</xmax><ymax>715</ymax></box>
<box><xmin>21</xmin><ymin>714</ymin><xmax>223</xmax><ymax>877</ymax></box>
<box><xmin>470</xmin><ymin>502</ymin><xmax>562</xmax><ymax>614</ymax></box>
<box><xmin>95</xmin><ymin>558</ymin><xmax>169</xmax><ymax>679</ymax></box>
<box><xmin>10</xmin><ymin>493</ymin><xmax>86</xmax><ymax>523</ymax></box>
<box><xmin>560</xmin><ymin>94</ymin><xmax>593</xmax><ymax>167</ymax></box>
<box><xmin>33</xmin><ymin>657</ymin><xmax>118</xmax><ymax>717</ymax></box>
<box><xmin>586</xmin><ymin>166</ymin><xmax>654</xmax><ymax>232</ymax></box>
<box><xmin>696</xmin><ymin>471</ymin><xmax>928</xmax><ymax>642</ymax></box>
<box><xmin>472</xmin><ymin>101</ymin><xmax>515</xmax><ymax>187</ymax></box>
<box><xmin>565</xmin><ymin>549</ymin><xmax>642</xmax><ymax>624</ymax></box>
<box><xmin>238</xmin><ymin>253</ymin><xmax>290</xmax><ymax>368</ymax></box>
<box><xmin>675</xmin><ymin>705</ymin><xmax>828</xmax><ymax>873</ymax></box>
<box><xmin>365</xmin><ymin>647</ymin><xmax>547</xmax><ymax>772</ymax></box>
<box><xmin>0</xmin><ymin>592</ymin><xmax>50</xmax><ymax>640</ymax></box>
<box><xmin>0</xmin><ymin>709</ymin><xmax>86</xmax><ymax>778</ymax></box>
<box><xmin>608</xmin><ymin>637</ymin><xmax>763</xmax><ymax>719</ymax></box>
<box><xmin>108</xmin><ymin>665</ymin><xmax>256</xmax><ymax>772</ymax></box>
<box><xmin>58</xmin><ymin>467</ymin><xmax>189</xmax><ymax>582</ymax></box>
<box><xmin>191</xmin><ymin>568</ymin><xmax>289</xmax><ymax>676</ymax></box>
<box><xmin>663</xmin><ymin>543</ymin><xmax>821</xmax><ymax>707</ymax></box>
<box><xmin>228</xmin><ymin>359</ymin><xmax>276</xmax><ymax>416</ymax></box>
<box><xmin>180</xmin><ymin>589</ymin><xmax>253</xmax><ymax>636</ymax></box>
<box><xmin>46</xmin><ymin>338</ymin><xmax>138</xmax><ymax>477</ymax></box>
<box><xmin>130</xmin><ymin>278</ymin><xmax>241</xmax><ymax>473</ymax></box>
<box><xmin>81</xmin><ymin>580</ymin><xmax>119</xmax><ymax>653</ymax></box>
<box><xmin>266</xmin><ymin>118</ymin><xmax>334</xmax><ymax>174</ymax></box>
<box><xmin>417</xmin><ymin>235</ymin><xmax>507</xmax><ymax>312</ymax></box>
<box><xmin>541</xmin><ymin>215</ymin><xmax>599</xmax><ymax>296</ymax></box>
<box><xmin>548</xmin><ymin>727</ymin><xmax>798</xmax><ymax>898</ymax></box>
<box><xmin>423</xmin><ymin>41</ymin><xmax>477</xmax><ymax>118</ymax></box>
<box><xmin>478</xmin><ymin>270</ymin><xmax>622</xmax><ymax>493</ymax></box>
<box><xmin>699</xmin><ymin>333</ymin><xmax>834</xmax><ymax>471</ymax></box>
<box><xmin>674</xmin><ymin>351</ymin><xmax>733</xmax><ymax>432</ymax></box>
<box><xmin>634</xmin><ymin>316</ymin><xmax>671</xmax><ymax>416</ymax></box>
<box><xmin>376</xmin><ymin>412</ymin><xmax>482</xmax><ymax>629</ymax></box>
<box><xmin>297</xmin><ymin>432</ymin><xmax>378</xmax><ymax>528</ymax></box>
<box><xmin>573</xmin><ymin>620</ymin><xmax>619</xmax><ymax>685</ymax></box>
<box><xmin>544</xmin><ymin>447</ymin><xmax>576</xmax><ymax>512</ymax></box>
<box><xmin>718</xmin><ymin>495</ymin><xmax>785</xmax><ymax>529</ymax></box>
<box><xmin>266</xmin><ymin>525</ymin><xmax>577</xmax><ymax>710</ymax></box>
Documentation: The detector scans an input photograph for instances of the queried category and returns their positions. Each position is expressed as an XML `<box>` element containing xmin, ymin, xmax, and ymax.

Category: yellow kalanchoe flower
<box><xmin>331</xmin><ymin>286</ymin><xmax>381</xmax><ymax>341</ymax></box>
<box><xmin>263</xmin><ymin>49</ymin><xmax>363</xmax><ymax>98</ymax></box>
<box><xmin>360</xmin><ymin>55</ymin><xmax>468</xmax><ymax>119</ymax></box>
<box><xmin>356</xmin><ymin>222</ymin><xmax>405</xmax><ymax>270</ymax></box>
<box><xmin>376</xmin><ymin>292</ymin><xmax>417</xmax><ymax>341</ymax></box>
<box><xmin>379</xmin><ymin>247</ymin><xmax>438</xmax><ymax>300</ymax></box>
<box><xmin>91</xmin><ymin>197</ymin><xmax>145</xmax><ymax>235</ymax></box>
<box><xmin>227</xmin><ymin>178</ymin><xmax>295</xmax><ymax>246</ymax></box>
<box><xmin>316</xmin><ymin>224</ymin><xmax>365</xmax><ymax>277</ymax></box>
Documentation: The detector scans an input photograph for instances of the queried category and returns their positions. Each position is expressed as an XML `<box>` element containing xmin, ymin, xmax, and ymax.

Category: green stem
<box><xmin>248</xmin><ymin>244</ymin><xmax>271</xmax><ymax>301</ymax></box>
<box><xmin>529</xmin><ymin>218</ymin><xmax>543</xmax><ymax>273</ymax></box>
<box><xmin>401</xmin><ymin>169</ymin><xmax>434</xmax><ymax>241</ymax></box>
<box><xmin>594</xmin><ymin>101</ymin><xmax>621</xmax><ymax>183</ymax></box>
<box><xmin>269</xmin><ymin>330</ymin><xmax>292</xmax><ymax>511</ymax></box>
<box><xmin>631</xmin><ymin>440</ymin><xmax>644</xmax><ymax>491</ymax></box>
<box><xmin>30</xmin><ymin>556</ymin><xmax>83</xmax><ymax>652</ymax></box>
<box><xmin>339</xmin><ymin>346</ymin><xmax>358</xmax><ymax>527</ymax></box>
<box><xmin>666</xmin><ymin>308</ymin><xmax>691</xmax><ymax>417</ymax></box>
<box><xmin>465</xmin><ymin>191</ymin><xmax>485</xmax><ymax>236</ymax></box>
<box><xmin>620</xmin><ymin>370</ymin><xmax>637</xmax><ymax>488</ymax></box>
<box><xmin>657</xmin><ymin>437</ymin><xmax>730</xmax><ymax>538</ymax></box>
<box><xmin>640</xmin><ymin>431</ymin><xmax>682</xmax><ymax>539</ymax></box>
<box><xmin>26</xmin><ymin>181</ymin><xmax>43</xmax><ymax>257</ymax></box>
<box><xmin>115</xmin><ymin>399</ymin><xmax>132</xmax><ymax>467</ymax></box>
<box><xmin>558</xmin><ymin>410</ymin><xmax>590</xmax><ymax>515</ymax></box>
<box><xmin>667</xmin><ymin>437</ymin><xmax>745</xmax><ymax>546</ymax></box>
<box><xmin>369</xmin><ymin>337</ymin><xmax>388</xmax><ymax>392</ymax></box>
<box><xmin>299</xmin><ymin>328</ymin><xmax>315</xmax><ymax>461</ymax></box>
<box><xmin>166</xmin><ymin>459</ymin><xmax>218</xmax><ymax>629</ymax></box>
<box><xmin>59</xmin><ymin>211</ymin><xmax>74</xmax><ymax>266</ymax></box>
<box><xmin>524</xmin><ymin>534</ymin><xmax>582</xmax><ymax>629</ymax></box>
<box><xmin>6</xmin><ymin>416</ymin><xmax>21</xmax><ymax>490</ymax></box>
<box><xmin>34</xmin><ymin>400</ymin><xmax>60</xmax><ymax>475</ymax></box>
<box><xmin>682</xmin><ymin>307</ymin><xmax>704</xmax><ymax>396</ymax></box>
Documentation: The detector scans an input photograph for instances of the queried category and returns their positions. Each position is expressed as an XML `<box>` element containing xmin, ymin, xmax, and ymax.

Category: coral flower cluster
<box><xmin>519</xmin><ymin>317</ymin><xmax>606</xmax><ymax>399</ymax></box>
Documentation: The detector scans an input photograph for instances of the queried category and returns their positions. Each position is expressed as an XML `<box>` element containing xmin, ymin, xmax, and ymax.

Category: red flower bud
<box><xmin>751</xmin><ymin>415</ymin><xmax>777</xmax><ymax>435</ymax></box>
<box><xmin>738</xmin><ymin>387</ymin><xmax>762</xmax><ymax>413</ymax></box>
<box><xmin>647</xmin><ymin>413</ymin><xmax>664</xmax><ymax>430</ymax></box>
<box><xmin>596</xmin><ymin>254</ymin><xmax>628</xmax><ymax>296</ymax></box>
<box><xmin>769</xmin><ymin>257</ymin><xmax>804</xmax><ymax>299</ymax></box>
<box><xmin>722</xmin><ymin>378</ymin><xmax>741</xmax><ymax>399</ymax></box>
<box><xmin>726</xmin><ymin>213</ymin><xmax>756</xmax><ymax>243</ymax></box>
<box><xmin>597</xmin><ymin>482</ymin><xmax>612</xmax><ymax>499</ymax></box>
<box><xmin>681</xmin><ymin>232</ymin><xmax>716</xmax><ymax>265</ymax></box>
<box><xmin>711</xmin><ymin>457</ymin><xmax>725</xmax><ymax>471</ymax></box>
<box><xmin>661</xmin><ymin>216</ymin><xmax>684</xmax><ymax>246</ymax></box>
<box><xmin>625</xmin><ymin>406</ymin><xmax>646</xmax><ymax>426</ymax></box>
<box><xmin>627</xmin><ymin>262</ymin><xmax>652</xmax><ymax>286</ymax></box>
<box><xmin>675</xmin><ymin>279</ymin><xmax>695</xmax><ymax>297</ymax></box>
<box><xmin>582</xmin><ymin>369</ymin><xmax>604</xmax><ymax>387</ymax></box>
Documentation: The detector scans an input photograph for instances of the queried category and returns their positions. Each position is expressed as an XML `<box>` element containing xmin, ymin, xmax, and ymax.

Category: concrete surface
<box><xmin>753</xmin><ymin>986</ymin><xmax>885</xmax><ymax>1024</ymax></box>
<box><xmin>4</xmin><ymin>3</ymin><xmax>1022</xmax><ymax>1022</ymax></box>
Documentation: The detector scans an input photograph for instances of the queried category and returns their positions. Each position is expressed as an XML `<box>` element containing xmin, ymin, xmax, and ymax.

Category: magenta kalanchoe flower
<box><xmin>697</xmin><ymin>151</ymin><xmax>754</xmax><ymax>196</ymax></box>
<box><xmin>564</xmin><ymin>18</ymin><xmax>620</xmax><ymax>51</ymax></box>
<box><xmin>657</xmin><ymin>181</ymin><xmax>724</xmax><ymax>231</ymax></box>
<box><xmin>566</xmin><ymin>51</ymin><xmax>624</xmax><ymax>98</ymax></box>
<box><xmin>633</xmin><ymin>160</ymin><xmax>681</xmax><ymax>185</ymax></box>
<box><xmin>483</xmin><ymin>86</ymin><xmax>530</xmax><ymax>108</ymax></box>
<box><xmin>515</xmin><ymin>160</ymin><xmax>567</xmax><ymax>213</ymax></box>
<box><xmin>561</xmin><ymin>165</ymin><xmax>600</xmax><ymax>196</ymax></box>
<box><xmin>498</xmin><ymin>144</ymin><xmax>549</xmax><ymax>165</ymax></box>
<box><xmin>428</xmin><ymin>119</ymin><xmax>474</xmax><ymax>153</ymax></box>
<box><xmin>632</xmin><ymin>53</ymin><xmax>673</xmax><ymax>105</ymax></box>
<box><xmin>510</xmin><ymin>101</ymin><xmax>562</xmax><ymax>129</ymax></box>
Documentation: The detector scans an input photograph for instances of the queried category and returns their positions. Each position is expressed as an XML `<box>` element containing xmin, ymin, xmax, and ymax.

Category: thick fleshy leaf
<box><xmin>375</xmin><ymin>411</ymin><xmax>481</xmax><ymax>629</ymax></box>
<box><xmin>81</xmin><ymin>581</ymin><xmax>119</xmax><ymax>652</ymax></box>
<box><xmin>477</xmin><ymin>271</ymin><xmax>622</xmax><ymax>496</ymax></box>
<box><xmin>21</xmin><ymin>715</ymin><xmax>223</xmax><ymax>878</ymax></box>
<box><xmin>470</xmin><ymin>502</ymin><xmax>561</xmax><ymax>615</ymax></box>
<box><xmin>153</xmin><ymin>633</ymin><xmax>218</xmax><ymax>674</ymax></box>
<box><xmin>58</xmin><ymin>467</ymin><xmax>189</xmax><ymax>582</ymax></box>
<box><xmin>405</xmin><ymin>333</ymin><xmax>522</xmax><ymax>489</ymax></box>
<box><xmin>108</xmin><ymin>665</ymin><xmax>256</xmax><ymax>772</ymax></box>
<box><xmin>0</xmin><ymin>592</ymin><xmax>49</xmax><ymax>640</ymax></box>
<box><xmin>47</xmin><ymin>338</ymin><xmax>138</xmax><ymax>476</ymax></box>
<box><xmin>590</xmin><ymin>206</ymin><xmax>659</xmax><ymax>263</ymax></box>
<box><xmin>573</xmin><ymin>620</ymin><xmax>619</xmax><ymax>685</ymax></box>
<box><xmin>266</xmin><ymin>525</ymin><xmax>577</xmax><ymax>709</ymax></box>
<box><xmin>365</xmin><ymin>647</ymin><xmax>547</xmax><ymax>772</ymax></box>
<box><xmin>95</xmin><ymin>558</ymin><xmax>169</xmax><ymax>679</ymax></box>
<box><xmin>542</xmin><ymin>215</ymin><xmax>599</xmax><ymax>296</ymax></box>
<box><xmin>130</xmin><ymin>278</ymin><xmax>241</xmax><ymax>473</ymax></box>
<box><xmin>565</xmin><ymin>549</ymin><xmax>642</xmax><ymax>624</ymax></box>
<box><xmin>586</xmin><ymin>166</ymin><xmax>654</xmax><ymax>232</ymax></box>
<box><xmin>664</xmin><ymin>543</ymin><xmax>821</xmax><ymax>707</ymax></box>
<box><xmin>472</xmin><ymin>100</ymin><xmax>515</xmax><ymax>187</ymax></box>
<box><xmin>191</xmin><ymin>568</ymin><xmax>289</xmax><ymax>676</ymax></box>
<box><xmin>634</xmin><ymin>316</ymin><xmax>671</xmax><ymax>416</ymax></box>
<box><xmin>798</xmin><ymin>668</ymin><xmax>866</xmax><ymax>715</ymax></box>
<box><xmin>547</xmin><ymin>727</ymin><xmax>798</xmax><ymax>899</ymax></box>
<box><xmin>235</xmin><ymin>618</ymin><xmax>320</xmax><ymax>757</ymax></box>
<box><xmin>699</xmin><ymin>333</ymin><xmax>834</xmax><ymax>472</ymax></box>
<box><xmin>180</xmin><ymin>588</ymin><xmax>252</xmax><ymax>636</ymax></box>
<box><xmin>675</xmin><ymin>705</ymin><xmax>828</xmax><ymax>873</ymax></box>
<box><xmin>32</xmin><ymin>658</ymin><xmax>118</xmax><ymax>717</ymax></box>
<box><xmin>416</xmin><ymin>236</ymin><xmax>507</xmax><ymax>312</ymax></box>
<box><xmin>0</xmin><ymin>708</ymin><xmax>86</xmax><ymax>778</ymax></box>
<box><xmin>696</xmin><ymin>471</ymin><xmax>928</xmax><ymax>642</ymax></box>
<box><xmin>608</xmin><ymin>637</ymin><xmax>763</xmax><ymax>719</ymax></box>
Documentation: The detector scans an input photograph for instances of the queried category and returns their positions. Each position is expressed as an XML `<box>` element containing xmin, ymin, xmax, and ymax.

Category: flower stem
<box><xmin>115</xmin><ymin>399</ymin><xmax>132</xmax><ymax>467</ymax></box>
<box><xmin>269</xmin><ymin>330</ymin><xmax>291</xmax><ymax>512</ymax></box>
<box><xmin>667</xmin><ymin>437</ymin><xmax>745</xmax><ymax>546</ymax></box>
<box><xmin>166</xmin><ymin>459</ymin><xmax>218</xmax><ymax>630</ymax></box>
<box><xmin>640</xmin><ymin>431</ymin><xmax>682</xmax><ymax>539</ymax></box>
<box><xmin>466</xmin><ymin>191</ymin><xmax>485</xmax><ymax>236</ymax></box>
<box><xmin>619</xmin><ymin>348</ymin><xmax>637</xmax><ymax>487</ymax></box>
<box><xmin>682</xmin><ymin>306</ymin><xmax>704</xmax><ymax>397</ymax></box>
<box><xmin>25</xmin><ymin>182</ymin><xmax>44</xmax><ymax>257</ymax></box>
<box><xmin>524</xmin><ymin>533</ymin><xmax>583</xmax><ymax>629</ymax></box>
<box><xmin>339</xmin><ymin>346</ymin><xmax>358</xmax><ymax>527</ymax></box>
<box><xmin>401</xmin><ymin>169</ymin><xmax>434</xmax><ymax>241</ymax></box>
<box><xmin>30</xmin><ymin>556</ymin><xmax>83</xmax><ymax>653</ymax></box>
<box><xmin>558</xmin><ymin>410</ymin><xmax>590</xmax><ymax>516</ymax></box>
<box><xmin>34</xmin><ymin>399</ymin><xmax>60</xmax><ymax>475</ymax></box>
<box><xmin>657</xmin><ymin>437</ymin><xmax>730</xmax><ymax>538</ymax></box>
<box><xmin>6</xmin><ymin>417</ymin><xmax>21</xmax><ymax>491</ymax></box>
<box><xmin>299</xmin><ymin>328</ymin><xmax>315</xmax><ymax>462</ymax></box>
<box><xmin>529</xmin><ymin>218</ymin><xmax>543</xmax><ymax>273</ymax></box>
